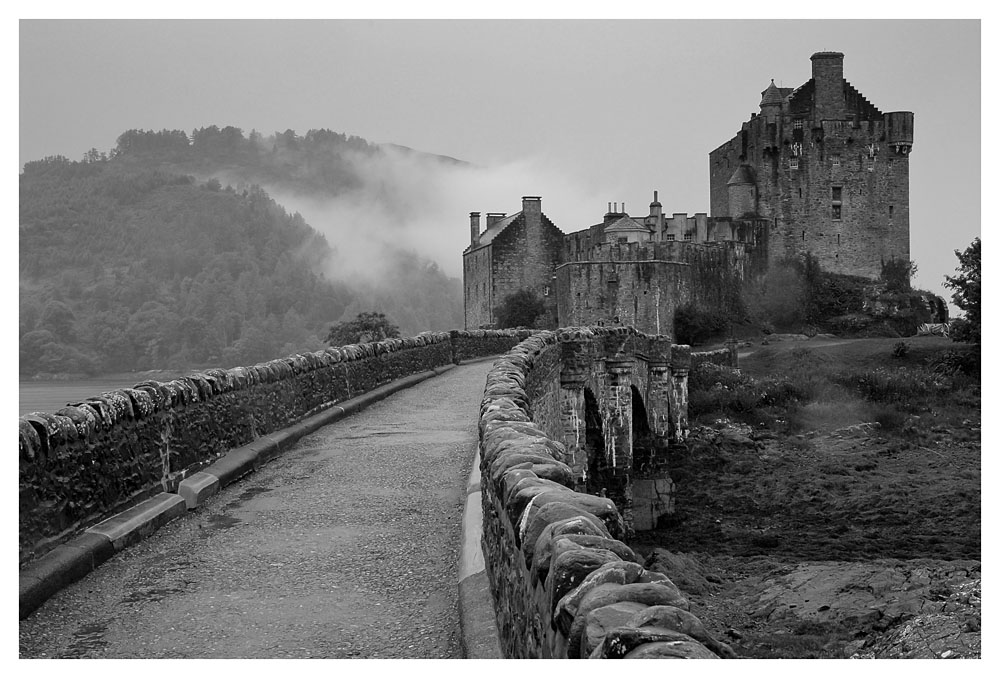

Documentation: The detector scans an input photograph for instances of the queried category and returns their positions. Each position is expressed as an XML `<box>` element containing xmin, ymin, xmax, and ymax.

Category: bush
<box><xmin>892</xmin><ymin>341</ymin><xmax>910</xmax><ymax>358</ymax></box>
<box><xmin>495</xmin><ymin>289</ymin><xmax>546</xmax><ymax>329</ymax></box>
<box><xmin>674</xmin><ymin>303</ymin><xmax>729</xmax><ymax>345</ymax></box>
<box><xmin>928</xmin><ymin>348</ymin><xmax>980</xmax><ymax>377</ymax></box>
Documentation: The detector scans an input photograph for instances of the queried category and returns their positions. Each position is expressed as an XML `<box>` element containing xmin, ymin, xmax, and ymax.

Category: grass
<box><xmin>638</xmin><ymin>336</ymin><xmax>981</xmax><ymax>564</ymax></box>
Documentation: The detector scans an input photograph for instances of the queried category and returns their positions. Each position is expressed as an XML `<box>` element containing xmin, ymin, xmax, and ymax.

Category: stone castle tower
<box><xmin>709</xmin><ymin>51</ymin><xmax>913</xmax><ymax>278</ymax></box>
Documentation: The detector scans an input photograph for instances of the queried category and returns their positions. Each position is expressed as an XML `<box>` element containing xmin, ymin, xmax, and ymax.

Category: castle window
<box><xmin>832</xmin><ymin>186</ymin><xmax>843</xmax><ymax>221</ymax></box>
<box><xmin>799</xmin><ymin>188</ymin><xmax>802</xmax><ymax>199</ymax></box>
<box><xmin>684</xmin><ymin>233</ymin><xmax>693</xmax><ymax>241</ymax></box>
<box><xmin>832</xmin><ymin>187</ymin><xmax>842</xmax><ymax>201</ymax></box>
<box><xmin>831</xmin><ymin>154</ymin><xmax>841</xmax><ymax>167</ymax></box>
<box><xmin>789</xmin><ymin>158</ymin><xmax>799</xmax><ymax>170</ymax></box>
<box><xmin>832</xmin><ymin>205</ymin><xmax>842</xmax><ymax>220</ymax></box>
<box><xmin>889</xmin><ymin>205</ymin><xmax>894</xmax><ymax>218</ymax></box>
<box><xmin>802</xmin><ymin>231</ymin><xmax>806</xmax><ymax>241</ymax></box>
<box><xmin>793</xmin><ymin>119</ymin><xmax>803</xmax><ymax>130</ymax></box>
<box><xmin>888</xmin><ymin>159</ymin><xmax>894</xmax><ymax>169</ymax></box>
<box><xmin>666</xmin><ymin>234</ymin><xmax>675</xmax><ymax>241</ymax></box>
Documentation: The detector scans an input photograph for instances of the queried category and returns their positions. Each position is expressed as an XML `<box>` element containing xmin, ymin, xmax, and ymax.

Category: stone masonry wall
<box><xmin>19</xmin><ymin>329</ymin><xmax>531</xmax><ymax>565</ymax></box>
<box><xmin>479</xmin><ymin>327</ymin><xmax>734</xmax><ymax>659</ymax></box>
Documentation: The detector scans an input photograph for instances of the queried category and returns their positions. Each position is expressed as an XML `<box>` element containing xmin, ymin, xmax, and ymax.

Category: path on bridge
<box><xmin>19</xmin><ymin>361</ymin><xmax>494</xmax><ymax>659</ymax></box>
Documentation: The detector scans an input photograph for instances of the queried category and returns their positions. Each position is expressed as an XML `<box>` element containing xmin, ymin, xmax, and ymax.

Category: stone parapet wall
<box><xmin>19</xmin><ymin>330</ymin><xmax>529</xmax><ymax>565</ymax></box>
<box><xmin>478</xmin><ymin>326</ymin><xmax>734</xmax><ymax>658</ymax></box>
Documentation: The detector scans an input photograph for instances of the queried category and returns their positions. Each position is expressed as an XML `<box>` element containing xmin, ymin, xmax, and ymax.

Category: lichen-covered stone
<box><xmin>627</xmin><ymin>605</ymin><xmax>736</xmax><ymax>658</ymax></box>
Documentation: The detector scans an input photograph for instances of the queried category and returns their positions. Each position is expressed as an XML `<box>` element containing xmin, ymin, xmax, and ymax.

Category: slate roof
<box><xmin>603</xmin><ymin>216</ymin><xmax>652</xmax><ymax>234</ymax></box>
<box><xmin>476</xmin><ymin>212</ymin><xmax>522</xmax><ymax>246</ymax></box>
<box><xmin>727</xmin><ymin>164</ymin><xmax>756</xmax><ymax>186</ymax></box>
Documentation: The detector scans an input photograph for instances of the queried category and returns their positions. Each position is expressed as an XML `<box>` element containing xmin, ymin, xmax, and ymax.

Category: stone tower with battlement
<box><xmin>709</xmin><ymin>51</ymin><xmax>913</xmax><ymax>278</ymax></box>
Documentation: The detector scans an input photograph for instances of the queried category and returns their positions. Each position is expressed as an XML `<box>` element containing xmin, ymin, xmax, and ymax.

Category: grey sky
<box><xmin>19</xmin><ymin>19</ymin><xmax>980</xmax><ymax>305</ymax></box>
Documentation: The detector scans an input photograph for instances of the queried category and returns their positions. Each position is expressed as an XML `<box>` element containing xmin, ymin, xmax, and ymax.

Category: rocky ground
<box><xmin>632</xmin><ymin>336</ymin><xmax>981</xmax><ymax>659</ymax></box>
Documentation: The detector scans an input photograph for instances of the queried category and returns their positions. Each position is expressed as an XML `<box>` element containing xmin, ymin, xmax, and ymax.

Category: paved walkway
<box><xmin>19</xmin><ymin>361</ymin><xmax>493</xmax><ymax>659</ymax></box>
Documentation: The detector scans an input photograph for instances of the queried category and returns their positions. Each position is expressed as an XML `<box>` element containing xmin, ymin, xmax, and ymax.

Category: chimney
<box><xmin>522</xmin><ymin>196</ymin><xmax>541</xmax><ymax>216</ymax></box>
<box><xmin>486</xmin><ymin>212</ymin><xmax>506</xmax><ymax>228</ymax></box>
<box><xmin>470</xmin><ymin>211</ymin><xmax>481</xmax><ymax>246</ymax></box>
<box><xmin>811</xmin><ymin>51</ymin><xmax>846</xmax><ymax>121</ymax></box>
<box><xmin>649</xmin><ymin>190</ymin><xmax>662</xmax><ymax>218</ymax></box>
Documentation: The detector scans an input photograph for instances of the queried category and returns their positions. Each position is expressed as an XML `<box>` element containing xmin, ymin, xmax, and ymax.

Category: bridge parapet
<box><xmin>19</xmin><ymin>329</ymin><xmax>533</xmax><ymax>565</ymax></box>
<box><xmin>478</xmin><ymin>326</ymin><xmax>735</xmax><ymax>659</ymax></box>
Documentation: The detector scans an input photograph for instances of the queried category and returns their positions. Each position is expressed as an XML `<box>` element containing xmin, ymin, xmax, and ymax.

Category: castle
<box><xmin>463</xmin><ymin>52</ymin><xmax>913</xmax><ymax>336</ymax></box>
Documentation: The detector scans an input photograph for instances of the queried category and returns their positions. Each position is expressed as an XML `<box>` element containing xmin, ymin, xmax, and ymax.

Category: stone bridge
<box><xmin>19</xmin><ymin>327</ymin><xmax>737</xmax><ymax>659</ymax></box>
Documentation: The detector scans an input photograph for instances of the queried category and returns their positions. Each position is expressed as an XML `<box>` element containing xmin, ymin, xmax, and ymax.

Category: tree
<box><xmin>880</xmin><ymin>258</ymin><xmax>918</xmax><ymax>293</ymax></box>
<box><xmin>495</xmin><ymin>289</ymin><xmax>546</xmax><ymax>329</ymax></box>
<box><xmin>945</xmin><ymin>237</ymin><xmax>980</xmax><ymax>343</ymax></box>
<box><xmin>326</xmin><ymin>312</ymin><xmax>401</xmax><ymax>345</ymax></box>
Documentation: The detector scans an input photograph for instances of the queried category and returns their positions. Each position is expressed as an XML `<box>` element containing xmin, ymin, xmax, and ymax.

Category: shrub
<box><xmin>674</xmin><ymin>303</ymin><xmax>729</xmax><ymax>345</ymax></box>
<box><xmin>892</xmin><ymin>341</ymin><xmax>910</xmax><ymax>358</ymax></box>
<box><xmin>495</xmin><ymin>289</ymin><xmax>546</xmax><ymax>329</ymax></box>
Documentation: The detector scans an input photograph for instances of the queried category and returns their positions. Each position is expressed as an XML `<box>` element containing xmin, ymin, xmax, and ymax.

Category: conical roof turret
<box><xmin>760</xmin><ymin>79</ymin><xmax>783</xmax><ymax>108</ymax></box>
<box><xmin>727</xmin><ymin>163</ymin><xmax>756</xmax><ymax>186</ymax></box>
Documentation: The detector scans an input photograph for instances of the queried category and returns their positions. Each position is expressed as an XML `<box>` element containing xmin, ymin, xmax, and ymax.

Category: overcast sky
<box><xmin>19</xmin><ymin>18</ymin><xmax>980</xmax><ymax>306</ymax></box>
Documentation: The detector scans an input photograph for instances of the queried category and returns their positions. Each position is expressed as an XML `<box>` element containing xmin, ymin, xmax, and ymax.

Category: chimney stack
<box><xmin>486</xmin><ymin>212</ymin><xmax>506</xmax><ymax>228</ymax></box>
<box><xmin>810</xmin><ymin>51</ymin><xmax>846</xmax><ymax>121</ymax></box>
<box><xmin>522</xmin><ymin>196</ymin><xmax>541</xmax><ymax>215</ymax></box>
<box><xmin>470</xmin><ymin>211</ymin><xmax>481</xmax><ymax>246</ymax></box>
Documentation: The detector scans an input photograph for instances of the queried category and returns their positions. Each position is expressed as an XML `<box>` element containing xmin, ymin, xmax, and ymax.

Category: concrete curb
<box><xmin>19</xmin><ymin>363</ymin><xmax>457</xmax><ymax>621</ymax></box>
<box><xmin>457</xmin><ymin>448</ymin><xmax>503</xmax><ymax>658</ymax></box>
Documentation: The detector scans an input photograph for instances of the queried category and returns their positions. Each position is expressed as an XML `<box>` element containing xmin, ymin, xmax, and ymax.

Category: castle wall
<box><xmin>19</xmin><ymin>330</ymin><xmax>533</xmax><ymax>564</ymax></box>
<box><xmin>463</xmin><ymin>245</ymin><xmax>494</xmax><ymax>329</ymax></box>
<box><xmin>555</xmin><ymin>259</ymin><xmax>692</xmax><ymax>338</ymax></box>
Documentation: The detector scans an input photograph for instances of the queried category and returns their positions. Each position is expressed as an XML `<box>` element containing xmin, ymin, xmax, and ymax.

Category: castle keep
<box><xmin>710</xmin><ymin>51</ymin><xmax>913</xmax><ymax>278</ymax></box>
<box><xmin>463</xmin><ymin>52</ymin><xmax>912</xmax><ymax>336</ymax></box>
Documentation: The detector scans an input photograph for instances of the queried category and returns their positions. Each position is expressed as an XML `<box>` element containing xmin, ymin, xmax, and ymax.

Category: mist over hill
<box><xmin>18</xmin><ymin>127</ymin><xmax>472</xmax><ymax>376</ymax></box>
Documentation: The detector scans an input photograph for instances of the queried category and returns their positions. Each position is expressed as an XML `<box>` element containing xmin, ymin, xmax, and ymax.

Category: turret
<box><xmin>726</xmin><ymin>164</ymin><xmax>757</xmax><ymax>218</ymax></box>
<box><xmin>885</xmin><ymin>111</ymin><xmax>914</xmax><ymax>155</ymax></box>
<box><xmin>759</xmin><ymin>79</ymin><xmax>783</xmax><ymax>120</ymax></box>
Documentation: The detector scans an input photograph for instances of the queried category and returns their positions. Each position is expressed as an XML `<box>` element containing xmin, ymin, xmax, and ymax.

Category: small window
<box><xmin>889</xmin><ymin>205</ymin><xmax>894</xmax><ymax>218</ymax></box>
<box><xmin>798</xmin><ymin>188</ymin><xmax>802</xmax><ymax>199</ymax></box>
<box><xmin>831</xmin><ymin>154</ymin><xmax>841</xmax><ymax>167</ymax></box>
<box><xmin>684</xmin><ymin>233</ymin><xmax>693</xmax><ymax>241</ymax></box>
<box><xmin>793</xmin><ymin>119</ymin><xmax>803</xmax><ymax>130</ymax></box>
<box><xmin>666</xmin><ymin>234</ymin><xmax>675</xmax><ymax>242</ymax></box>
<box><xmin>543</xmin><ymin>285</ymin><xmax>550</xmax><ymax>297</ymax></box>
<box><xmin>802</xmin><ymin>231</ymin><xmax>806</xmax><ymax>241</ymax></box>
<box><xmin>789</xmin><ymin>158</ymin><xmax>799</xmax><ymax>170</ymax></box>
<box><xmin>888</xmin><ymin>159</ymin><xmax>894</xmax><ymax>169</ymax></box>
<box><xmin>832</xmin><ymin>187</ymin><xmax>842</xmax><ymax>201</ymax></box>
<box><xmin>832</xmin><ymin>205</ymin><xmax>842</xmax><ymax>220</ymax></box>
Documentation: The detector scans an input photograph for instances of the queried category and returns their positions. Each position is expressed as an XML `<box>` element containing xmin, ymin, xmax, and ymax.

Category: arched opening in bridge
<box><xmin>583</xmin><ymin>387</ymin><xmax>607</xmax><ymax>497</ymax></box>
<box><xmin>631</xmin><ymin>386</ymin><xmax>655</xmax><ymax>476</ymax></box>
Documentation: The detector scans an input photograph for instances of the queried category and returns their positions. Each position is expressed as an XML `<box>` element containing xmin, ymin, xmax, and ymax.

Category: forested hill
<box><xmin>19</xmin><ymin>127</ymin><xmax>464</xmax><ymax>377</ymax></box>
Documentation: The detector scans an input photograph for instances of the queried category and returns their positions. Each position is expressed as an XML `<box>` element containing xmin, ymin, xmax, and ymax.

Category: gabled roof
<box><xmin>603</xmin><ymin>216</ymin><xmax>652</xmax><ymax>233</ymax></box>
<box><xmin>477</xmin><ymin>211</ymin><xmax>522</xmax><ymax>246</ymax></box>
